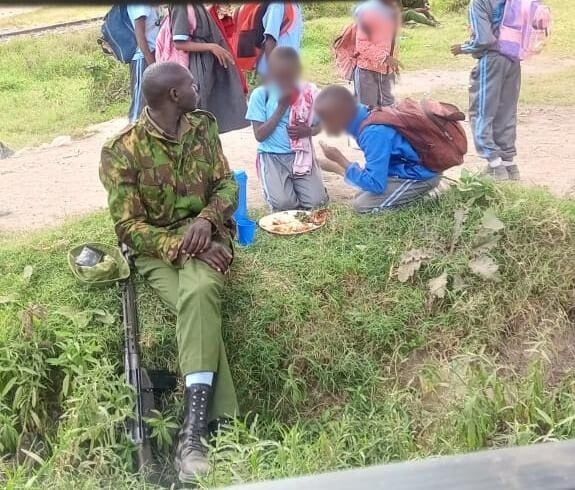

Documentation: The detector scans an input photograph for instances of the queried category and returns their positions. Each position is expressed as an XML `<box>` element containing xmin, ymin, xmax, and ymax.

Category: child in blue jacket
<box><xmin>315</xmin><ymin>85</ymin><xmax>440</xmax><ymax>213</ymax></box>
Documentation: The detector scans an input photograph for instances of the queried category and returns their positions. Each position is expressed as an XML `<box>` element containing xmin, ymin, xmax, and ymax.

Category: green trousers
<box><xmin>403</xmin><ymin>9</ymin><xmax>437</xmax><ymax>27</ymax></box>
<box><xmin>135</xmin><ymin>255</ymin><xmax>239</xmax><ymax>421</ymax></box>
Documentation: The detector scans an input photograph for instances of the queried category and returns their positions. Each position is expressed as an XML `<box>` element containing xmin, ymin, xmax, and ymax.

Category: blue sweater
<box><xmin>345</xmin><ymin>105</ymin><xmax>437</xmax><ymax>194</ymax></box>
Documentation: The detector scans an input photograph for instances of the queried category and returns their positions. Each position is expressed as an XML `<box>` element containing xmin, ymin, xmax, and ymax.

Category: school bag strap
<box><xmin>360</xmin><ymin>99</ymin><xmax>468</xmax><ymax>172</ymax></box>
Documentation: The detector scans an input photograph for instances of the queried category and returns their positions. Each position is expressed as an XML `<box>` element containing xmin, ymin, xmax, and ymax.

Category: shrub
<box><xmin>433</xmin><ymin>0</ymin><xmax>470</xmax><ymax>13</ymax></box>
<box><xmin>1</xmin><ymin>178</ymin><xmax>575</xmax><ymax>487</ymax></box>
<box><xmin>85</xmin><ymin>54</ymin><xmax>130</xmax><ymax>112</ymax></box>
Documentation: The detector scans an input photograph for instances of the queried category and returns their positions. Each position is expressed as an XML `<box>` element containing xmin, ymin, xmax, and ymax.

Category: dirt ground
<box><xmin>1</xmin><ymin>65</ymin><xmax>574</xmax><ymax>233</ymax></box>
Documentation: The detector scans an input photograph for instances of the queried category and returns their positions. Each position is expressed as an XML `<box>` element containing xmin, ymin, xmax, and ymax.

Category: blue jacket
<box><xmin>345</xmin><ymin>105</ymin><xmax>437</xmax><ymax>194</ymax></box>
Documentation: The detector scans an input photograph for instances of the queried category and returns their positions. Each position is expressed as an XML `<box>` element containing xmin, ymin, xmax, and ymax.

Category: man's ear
<box><xmin>169</xmin><ymin>87</ymin><xmax>178</xmax><ymax>103</ymax></box>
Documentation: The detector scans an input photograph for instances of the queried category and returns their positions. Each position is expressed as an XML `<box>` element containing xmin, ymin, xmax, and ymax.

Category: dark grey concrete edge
<box><xmin>223</xmin><ymin>440</ymin><xmax>575</xmax><ymax>490</ymax></box>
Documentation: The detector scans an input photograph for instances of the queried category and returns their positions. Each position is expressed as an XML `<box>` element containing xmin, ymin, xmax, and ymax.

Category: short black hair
<box><xmin>142</xmin><ymin>61</ymin><xmax>191</xmax><ymax>108</ymax></box>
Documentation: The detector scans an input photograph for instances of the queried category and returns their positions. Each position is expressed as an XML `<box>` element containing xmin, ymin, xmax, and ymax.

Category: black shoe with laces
<box><xmin>175</xmin><ymin>383</ymin><xmax>212</xmax><ymax>483</ymax></box>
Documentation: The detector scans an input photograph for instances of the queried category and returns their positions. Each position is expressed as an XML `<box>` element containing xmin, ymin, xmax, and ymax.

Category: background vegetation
<box><xmin>1</xmin><ymin>0</ymin><xmax>572</xmax><ymax>149</ymax></box>
<box><xmin>1</xmin><ymin>177</ymin><xmax>575</xmax><ymax>488</ymax></box>
<box><xmin>1</xmin><ymin>2</ymin><xmax>575</xmax><ymax>486</ymax></box>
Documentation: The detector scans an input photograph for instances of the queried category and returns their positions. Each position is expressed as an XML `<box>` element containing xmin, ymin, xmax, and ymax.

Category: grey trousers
<box><xmin>469</xmin><ymin>52</ymin><xmax>521</xmax><ymax>162</ymax></box>
<box><xmin>354</xmin><ymin>67</ymin><xmax>395</xmax><ymax>107</ymax></box>
<box><xmin>258</xmin><ymin>153</ymin><xmax>329</xmax><ymax>212</ymax></box>
<box><xmin>129</xmin><ymin>57</ymin><xmax>149</xmax><ymax>123</ymax></box>
<box><xmin>354</xmin><ymin>176</ymin><xmax>441</xmax><ymax>213</ymax></box>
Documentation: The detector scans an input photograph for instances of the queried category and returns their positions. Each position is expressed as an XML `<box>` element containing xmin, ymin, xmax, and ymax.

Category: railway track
<box><xmin>0</xmin><ymin>16</ymin><xmax>103</xmax><ymax>41</ymax></box>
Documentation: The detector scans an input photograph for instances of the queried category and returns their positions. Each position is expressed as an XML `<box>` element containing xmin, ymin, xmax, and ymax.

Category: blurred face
<box><xmin>315</xmin><ymin>101</ymin><xmax>351</xmax><ymax>136</ymax></box>
<box><xmin>268</xmin><ymin>58</ymin><xmax>301</xmax><ymax>92</ymax></box>
<box><xmin>172</xmin><ymin>71</ymin><xmax>199</xmax><ymax>112</ymax></box>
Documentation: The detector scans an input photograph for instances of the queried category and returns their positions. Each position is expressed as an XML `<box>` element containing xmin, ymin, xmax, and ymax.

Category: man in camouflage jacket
<box><xmin>99</xmin><ymin>62</ymin><xmax>240</xmax><ymax>483</ymax></box>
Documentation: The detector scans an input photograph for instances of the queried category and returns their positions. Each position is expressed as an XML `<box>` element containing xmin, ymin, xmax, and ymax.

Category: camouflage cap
<box><xmin>67</xmin><ymin>243</ymin><xmax>131</xmax><ymax>287</ymax></box>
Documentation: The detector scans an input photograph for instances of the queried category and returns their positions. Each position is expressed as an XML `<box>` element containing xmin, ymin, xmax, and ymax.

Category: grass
<box><xmin>0</xmin><ymin>6</ymin><xmax>108</xmax><ymax>32</ymax></box>
<box><xmin>2</xmin><ymin>176</ymin><xmax>575</xmax><ymax>487</ymax></box>
<box><xmin>0</xmin><ymin>29</ymin><xmax>128</xmax><ymax>149</ymax></box>
<box><xmin>0</xmin><ymin>0</ymin><xmax>573</xmax><ymax>149</ymax></box>
<box><xmin>409</xmin><ymin>62</ymin><xmax>575</xmax><ymax>110</ymax></box>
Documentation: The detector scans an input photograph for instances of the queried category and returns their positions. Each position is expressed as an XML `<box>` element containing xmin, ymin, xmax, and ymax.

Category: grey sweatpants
<box><xmin>469</xmin><ymin>52</ymin><xmax>521</xmax><ymax>162</ymax></box>
<box><xmin>354</xmin><ymin>67</ymin><xmax>395</xmax><ymax>107</ymax></box>
<box><xmin>354</xmin><ymin>176</ymin><xmax>441</xmax><ymax>213</ymax></box>
<box><xmin>129</xmin><ymin>57</ymin><xmax>149</xmax><ymax>123</ymax></box>
<box><xmin>258</xmin><ymin>153</ymin><xmax>328</xmax><ymax>212</ymax></box>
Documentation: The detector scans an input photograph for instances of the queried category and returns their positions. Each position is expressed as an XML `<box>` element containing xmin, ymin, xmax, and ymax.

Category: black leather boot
<box><xmin>175</xmin><ymin>384</ymin><xmax>212</xmax><ymax>483</ymax></box>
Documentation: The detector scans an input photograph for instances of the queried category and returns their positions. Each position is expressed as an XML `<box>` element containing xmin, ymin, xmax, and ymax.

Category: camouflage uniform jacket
<box><xmin>99</xmin><ymin>108</ymin><xmax>238</xmax><ymax>264</ymax></box>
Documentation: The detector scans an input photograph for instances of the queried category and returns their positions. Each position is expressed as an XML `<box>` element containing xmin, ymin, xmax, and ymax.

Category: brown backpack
<box><xmin>360</xmin><ymin>98</ymin><xmax>468</xmax><ymax>172</ymax></box>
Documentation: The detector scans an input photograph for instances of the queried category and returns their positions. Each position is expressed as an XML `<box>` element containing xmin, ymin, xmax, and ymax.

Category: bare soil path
<box><xmin>1</xmin><ymin>66</ymin><xmax>574</xmax><ymax>233</ymax></box>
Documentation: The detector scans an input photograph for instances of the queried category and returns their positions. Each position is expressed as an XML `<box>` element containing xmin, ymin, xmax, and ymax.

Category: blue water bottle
<box><xmin>233</xmin><ymin>170</ymin><xmax>257</xmax><ymax>246</ymax></box>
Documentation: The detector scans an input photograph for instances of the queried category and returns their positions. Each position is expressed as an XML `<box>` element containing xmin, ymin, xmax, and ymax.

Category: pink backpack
<box><xmin>156</xmin><ymin>6</ymin><xmax>196</xmax><ymax>67</ymax></box>
<box><xmin>498</xmin><ymin>0</ymin><xmax>552</xmax><ymax>61</ymax></box>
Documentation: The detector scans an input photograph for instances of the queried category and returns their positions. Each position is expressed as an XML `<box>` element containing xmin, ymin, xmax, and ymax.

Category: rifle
<box><xmin>120</xmin><ymin>244</ymin><xmax>156</xmax><ymax>472</ymax></box>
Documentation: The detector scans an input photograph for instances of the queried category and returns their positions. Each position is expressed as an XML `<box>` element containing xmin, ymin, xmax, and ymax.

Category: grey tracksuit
<box><xmin>463</xmin><ymin>0</ymin><xmax>522</xmax><ymax>163</ymax></box>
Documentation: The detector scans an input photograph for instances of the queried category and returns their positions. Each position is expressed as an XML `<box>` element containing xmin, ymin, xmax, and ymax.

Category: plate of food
<box><xmin>258</xmin><ymin>209</ymin><xmax>329</xmax><ymax>236</ymax></box>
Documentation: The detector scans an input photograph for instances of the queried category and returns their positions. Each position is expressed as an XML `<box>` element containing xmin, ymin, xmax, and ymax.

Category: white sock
<box><xmin>185</xmin><ymin>372</ymin><xmax>214</xmax><ymax>387</ymax></box>
<box><xmin>502</xmin><ymin>160</ymin><xmax>515</xmax><ymax>167</ymax></box>
<box><xmin>488</xmin><ymin>157</ymin><xmax>503</xmax><ymax>168</ymax></box>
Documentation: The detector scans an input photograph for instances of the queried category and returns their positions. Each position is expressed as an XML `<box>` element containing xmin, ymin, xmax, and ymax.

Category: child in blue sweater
<box><xmin>315</xmin><ymin>85</ymin><xmax>440</xmax><ymax>213</ymax></box>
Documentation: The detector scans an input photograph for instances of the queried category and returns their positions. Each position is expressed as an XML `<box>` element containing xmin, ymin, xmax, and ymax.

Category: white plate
<box><xmin>258</xmin><ymin>210</ymin><xmax>327</xmax><ymax>236</ymax></box>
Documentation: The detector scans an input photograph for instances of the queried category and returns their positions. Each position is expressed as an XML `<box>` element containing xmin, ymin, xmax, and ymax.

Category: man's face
<box><xmin>174</xmin><ymin>72</ymin><xmax>199</xmax><ymax>112</ymax></box>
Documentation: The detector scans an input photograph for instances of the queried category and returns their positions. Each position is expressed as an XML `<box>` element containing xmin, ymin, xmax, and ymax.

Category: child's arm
<box><xmin>246</xmin><ymin>88</ymin><xmax>290</xmax><ymax>142</ymax></box>
<box><xmin>261</xmin><ymin>4</ymin><xmax>284</xmax><ymax>65</ymax></box>
<box><xmin>252</xmin><ymin>97</ymin><xmax>290</xmax><ymax>142</ymax></box>
<box><xmin>320</xmin><ymin>129</ymin><xmax>392</xmax><ymax>194</ymax></box>
<box><xmin>134</xmin><ymin>16</ymin><xmax>156</xmax><ymax>66</ymax></box>
<box><xmin>452</xmin><ymin>0</ymin><xmax>496</xmax><ymax>56</ymax></box>
<box><xmin>286</xmin><ymin>122</ymin><xmax>321</xmax><ymax>140</ymax></box>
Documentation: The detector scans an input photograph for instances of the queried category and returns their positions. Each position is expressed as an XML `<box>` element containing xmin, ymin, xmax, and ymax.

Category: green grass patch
<box><xmin>2</xmin><ymin>178</ymin><xmax>575</xmax><ymax>487</ymax></box>
<box><xmin>301</xmin><ymin>16</ymin><xmax>351</xmax><ymax>84</ymax></box>
<box><xmin>520</xmin><ymin>66</ymin><xmax>575</xmax><ymax>106</ymax></box>
<box><xmin>545</xmin><ymin>0</ymin><xmax>575</xmax><ymax>55</ymax></box>
<box><xmin>411</xmin><ymin>63</ymin><xmax>575</xmax><ymax>108</ymax></box>
<box><xmin>0</xmin><ymin>28</ymin><xmax>128</xmax><ymax>149</ymax></box>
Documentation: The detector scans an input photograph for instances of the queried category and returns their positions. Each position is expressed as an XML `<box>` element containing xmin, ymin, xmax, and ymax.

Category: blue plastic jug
<box><xmin>233</xmin><ymin>170</ymin><xmax>248</xmax><ymax>221</ymax></box>
<box><xmin>233</xmin><ymin>170</ymin><xmax>257</xmax><ymax>246</ymax></box>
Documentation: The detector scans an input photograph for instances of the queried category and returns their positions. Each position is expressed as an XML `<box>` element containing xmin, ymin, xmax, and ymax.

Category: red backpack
<box><xmin>233</xmin><ymin>3</ymin><xmax>295</xmax><ymax>72</ymax></box>
<box><xmin>360</xmin><ymin>99</ymin><xmax>468</xmax><ymax>172</ymax></box>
